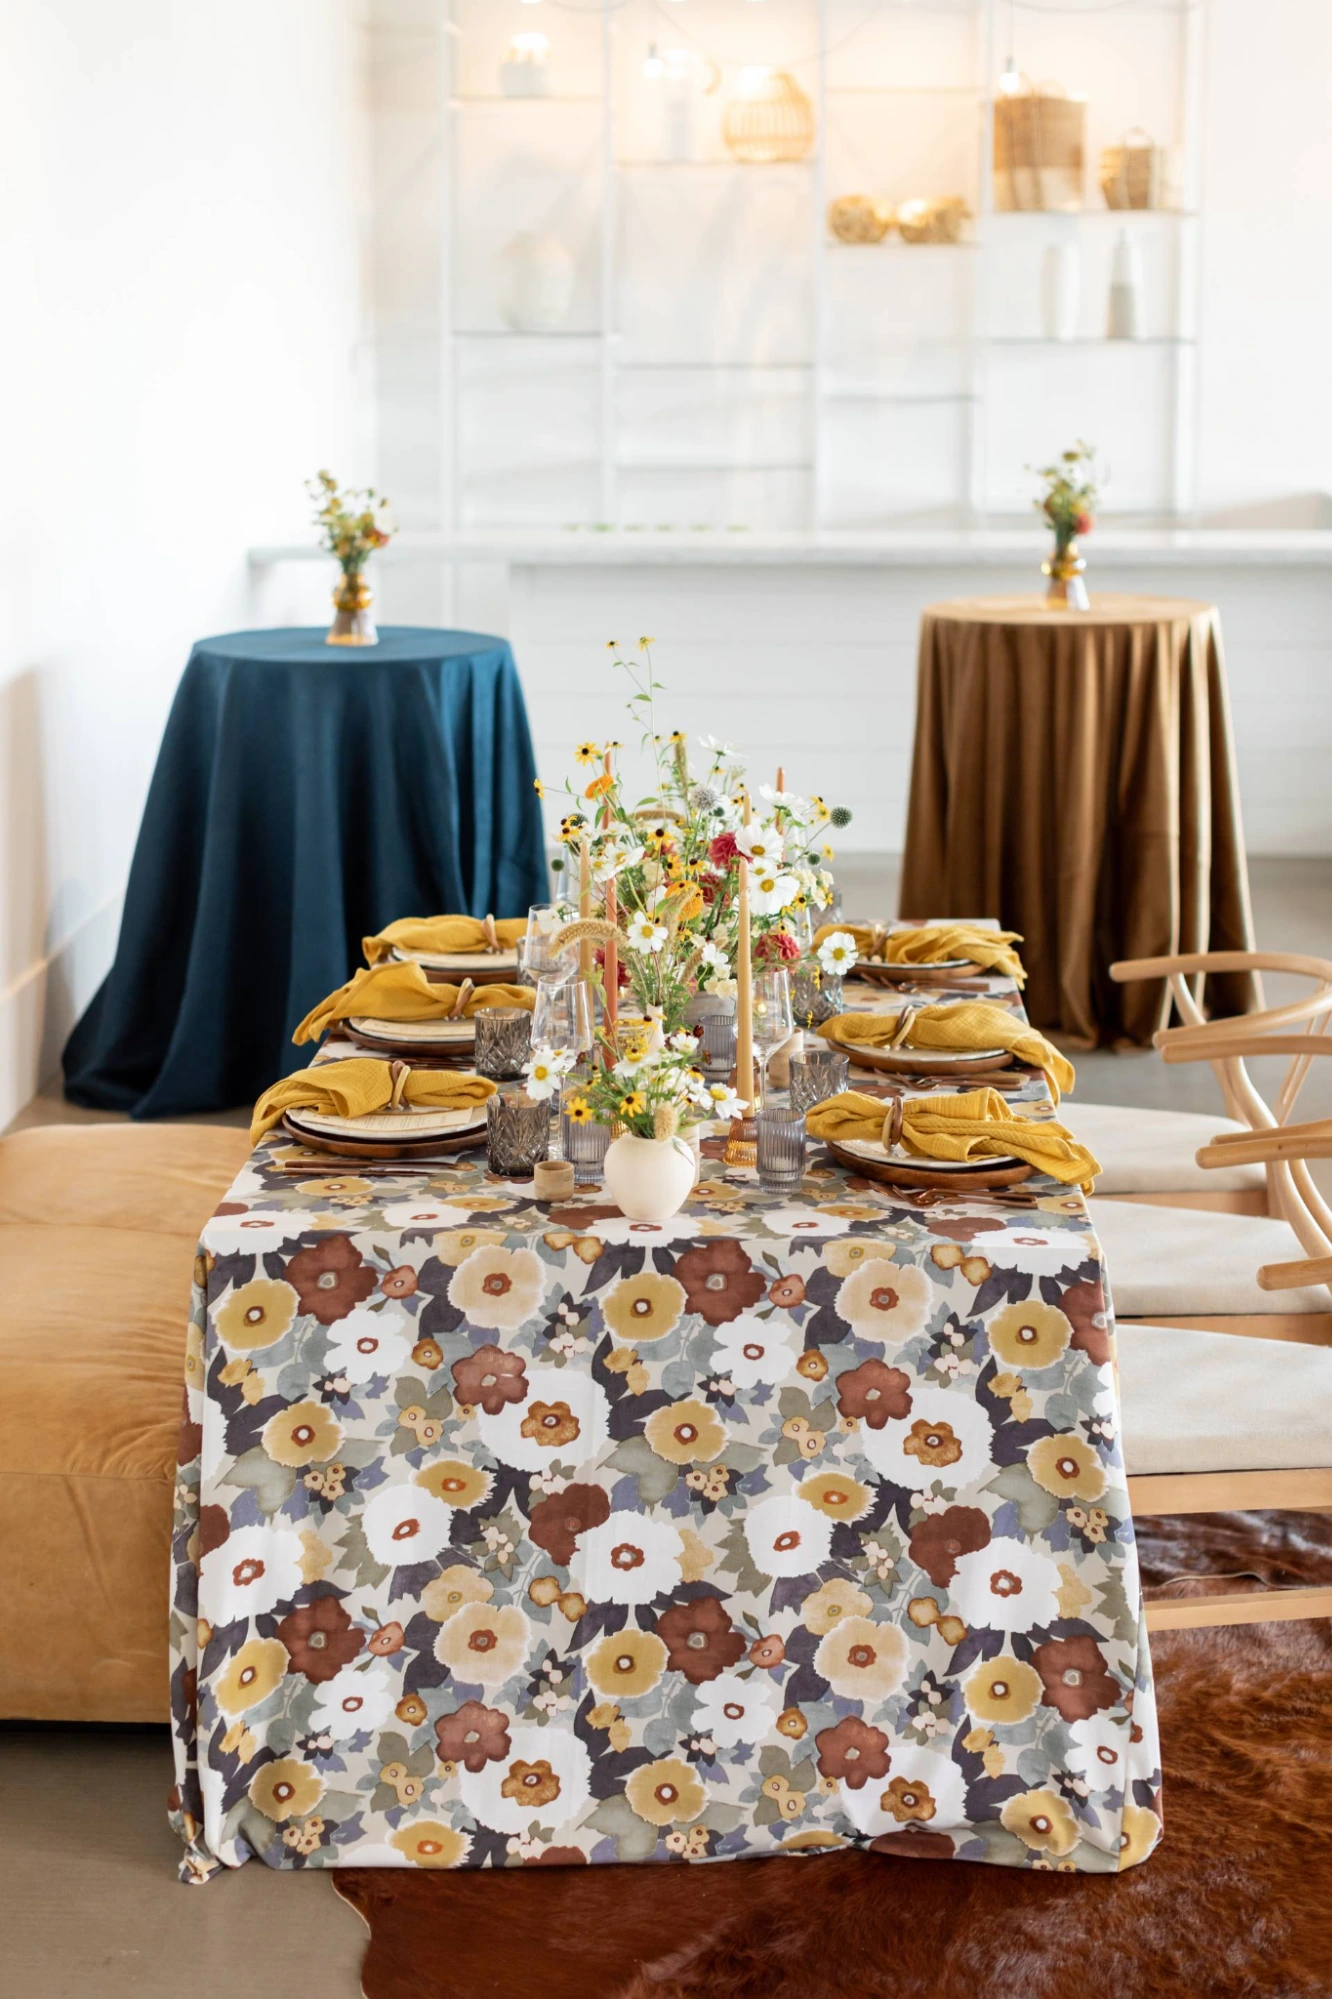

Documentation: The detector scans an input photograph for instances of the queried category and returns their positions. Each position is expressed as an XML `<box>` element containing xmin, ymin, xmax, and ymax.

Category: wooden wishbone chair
<box><xmin>1114</xmin><ymin>1127</ymin><xmax>1332</xmax><ymax>1628</ymax></box>
<box><xmin>1090</xmin><ymin>1046</ymin><xmax>1331</xmax><ymax>1348</ymax></box>
<box><xmin>1084</xmin><ymin>951</ymin><xmax>1333</xmax><ymax>1220</ymax></box>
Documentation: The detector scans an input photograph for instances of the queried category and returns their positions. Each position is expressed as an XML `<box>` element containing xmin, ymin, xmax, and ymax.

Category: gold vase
<box><xmin>326</xmin><ymin>570</ymin><xmax>378</xmax><ymax>646</ymax></box>
<box><xmin>1042</xmin><ymin>541</ymin><xmax>1090</xmax><ymax>611</ymax></box>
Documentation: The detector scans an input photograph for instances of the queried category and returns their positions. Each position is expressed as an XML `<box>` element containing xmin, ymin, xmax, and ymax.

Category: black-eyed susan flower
<box><xmin>533</xmin><ymin>777</ymin><xmax>546</xmax><ymax>797</ymax></box>
<box><xmin>574</xmin><ymin>742</ymin><xmax>600</xmax><ymax>766</ymax></box>
<box><xmin>619</xmin><ymin>1091</ymin><xmax>646</xmax><ymax>1118</ymax></box>
<box><xmin>565</xmin><ymin>1096</ymin><xmax>593</xmax><ymax>1125</ymax></box>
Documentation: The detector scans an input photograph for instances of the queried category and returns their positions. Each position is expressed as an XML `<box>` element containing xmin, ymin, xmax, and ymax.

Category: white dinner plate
<box><xmin>348</xmin><ymin>1015</ymin><xmax>479</xmax><ymax>1047</ymax></box>
<box><xmin>837</xmin><ymin>1137</ymin><xmax>1020</xmax><ymax>1171</ymax></box>
<box><xmin>390</xmin><ymin>945</ymin><xmax>519</xmax><ymax>976</ymax></box>
<box><xmin>285</xmin><ymin>1102</ymin><xmax>488</xmax><ymax>1144</ymax></box>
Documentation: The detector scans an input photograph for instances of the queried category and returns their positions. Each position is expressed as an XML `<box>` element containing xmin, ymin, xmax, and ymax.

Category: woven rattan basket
<box><xmin>1099</xmin><ymin>129</ymin><xmax>1166</xmax><ymax>209</ymax></box>
<box><xmin>993</xmin><ymin>81</ymin><xmax>1086</xmax><ymax>212</ymax></box>
<box><xmin>723</xmin><ymin>67</ymin><xmax>815</xmax><ymax>164</ymax></box>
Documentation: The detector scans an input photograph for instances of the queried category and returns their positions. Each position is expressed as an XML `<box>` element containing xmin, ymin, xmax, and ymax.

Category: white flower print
<box><xmin>691</xmin><ymin>1671</ymin><xmax>782</xmax><ymax>1747</ymax></box>
<box><xmin>311</xmin><ymin>1663</ymin><xmax>397</xmax><ymax>1741</ymax></box>
<box><xmin>859</xmin><ymin>1383</ymin><xmax>997</xmax><ymax>1491</ymax></box>
<box><xmin>362</xmin><ymin>1480</ymin><xmax>455</xmax><ymax>1567</ymax></box>
<box><xmin>711</xmin><ymin>1316</ymin><xmax>802</xmax><ymax>1389</ymax></box>
<box><xmin>475</xmin><ymin>1363</ymin><xmax>611</xmax><ymax>1474</ymax></box>
<box><xmin>325</xmin><ymin>1305</ymin><xmax>413</xmax><ymax>1384</ymax></box>
<box><xmin>380</xmin><ymin>1201</ymin><xmax>474</xmax><ymax>1232</ymax></box>
<box><xmin>573</xmin><ymin>1511</ymin><xmax>684</xmax><ymax>1606</ymax></box>
<box><xmin>743</xmin><ymin>1493</ymin><xmax>834</xmax><ymax>1579</ymax></box>
<box><xmin>951</xmin><ymin>1536</ymin><xmax>1062</xmax><ymax>1633</ymax></box>
<box><xmin>199</xmin><ymin>1524</ymin><xmax>305</xmax><ymax>1624</ymax></box>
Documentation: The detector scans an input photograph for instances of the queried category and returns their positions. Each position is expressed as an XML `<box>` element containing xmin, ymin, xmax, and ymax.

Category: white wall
<box><xmin>0</xmin><ymin>0</ymin><xmax>370</xmax><ymax>1123</ymax></box>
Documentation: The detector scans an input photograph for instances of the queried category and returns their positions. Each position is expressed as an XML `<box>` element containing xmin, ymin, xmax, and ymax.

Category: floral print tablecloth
<box><xmin>170</xmin><ymin>977</ymin><xmax>1162</xmax><ymax>1884</ymax></box>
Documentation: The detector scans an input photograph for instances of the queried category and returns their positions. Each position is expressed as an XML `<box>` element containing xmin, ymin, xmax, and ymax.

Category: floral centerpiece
<box><xmin>537</xmin><ymin>640</ymin><xmax>848</xmax><ymax>1034</ymax></box>
<box><xmin>308</xmin><ymin>468</ymin><xmax>396</xmax><ymax>647</ymax></box>
<box><xmin>1035</xmin><ymin>441</ymin><xmax>1099</xmax><ymax>611</ymax></box>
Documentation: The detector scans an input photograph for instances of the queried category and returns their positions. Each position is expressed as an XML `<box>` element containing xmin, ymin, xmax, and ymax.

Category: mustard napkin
<box><xmin>294</xmin><ymin>961</ymin><xmax>535</xmax><ymax>1046</ymax></box>
<box><xmin>812</xmin><ymin>921</ymin><xmax>1025</xmax><ymax>983</ymax></box>
<box><xmin>252</xmin><ymin>1060</ymin><xmax>496</xmax><ymax>1145</ymax></box>
<box><xmin>805</xmin><ymin>1087</ymin><xmax>1100</xmax><ymax>1190</ymax></box>
<box><xmin>363</xmin><ymin>915</ymin><xmax>527</xmax><ymax>965</ymax></box>
<box><xmin>817</xmin><ymin>1001</ymin><xmax>1074</xmax><ymax>1104</ymax></box>
<box><xmin>882</xmin><ymin>924</ymin><xmax>1026</xmax><ymax>986</ymax></box>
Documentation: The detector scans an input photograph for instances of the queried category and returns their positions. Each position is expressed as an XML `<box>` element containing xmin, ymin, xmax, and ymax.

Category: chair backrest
<box><xmin>1110</xmin><ymin>950</ymin><xmax>1333</xmax><ymax>1257</ymax></box>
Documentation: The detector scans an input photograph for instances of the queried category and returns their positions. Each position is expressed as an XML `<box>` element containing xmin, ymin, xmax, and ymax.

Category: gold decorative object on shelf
<box><xmin>723</xmin><ymin>66</ymin><xmax>815</xmax><ymax>164</ymax></box>
<box><xmin>896</xmin><ymin>195</ymin><xmax>972</xmax><ymax>244</ymax></box>
<box><xmin>993</xmin><ymin>79</ymin><xmax>1086</xmax><ymax>212</ymax></box>
<box><xmin>827</xmin><ymin>194</ymin><xmax>894</xmax><ymax>244</ymax></box>
<box><xmin>1099</xmin><ymin>128</ymin><xmax>1166</xmax><ymax>209</ymax></box>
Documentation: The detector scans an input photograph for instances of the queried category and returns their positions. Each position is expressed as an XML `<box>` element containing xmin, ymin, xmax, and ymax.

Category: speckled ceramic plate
<box><xmin>823</xmin><ymin>1034</ymin><xmax>1012</xmax><ymax>1077</ymax></box>
<box><xmin>346</xmin><ymin>1015</ymin><xmax>479</xmax><ymax>1054</ymax></box>
<box><xmin>825</xmin><ymin>1137</ymin><xmax>1031</xmax><ymax>1190</ymax></box>
<box><xmin>390</xmin><ymin>945</ymin><xmax>518</xmax><ymax>976</ymax></box>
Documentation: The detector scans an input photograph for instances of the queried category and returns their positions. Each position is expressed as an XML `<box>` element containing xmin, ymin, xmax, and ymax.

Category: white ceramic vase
<box><xmin>495</xmin><ymin>232</ymin><xmax>575</xmax><ymax>334</ymax></box>
<box><xmin>1041</xmin><ymin>240</ymin><xmax>1081</xmax><ymax>341</ymax></box>
<box><xmin>603</xmin><ymin>1132</ymin><xmax>697</xmax><ymax>1224</ymax></box>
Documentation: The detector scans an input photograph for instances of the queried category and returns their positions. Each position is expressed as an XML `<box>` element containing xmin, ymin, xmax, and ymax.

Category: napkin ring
<box><xmin>879</xmin><ymin>1099</ymin><xmax>905</xmax><ymax>1151</ymax></box>
<box><xmin>888</xmin><ymin>1011</ymin><xmax>916</xmax><ymax>1050</ymax></box>
<box><xmin>389</xmin><ymin>1060</ymin><xmax>412</xmax><ymax>1109</ymax></box>
<box><xmin>450</xmin><ymin>978</ymin><xmax>475</xmax><ymax>1020</ymax></box>
<box><xmin>482</xmin><ymin>913</ymin><xmax>500</xmax><ymax>953</ymax></box>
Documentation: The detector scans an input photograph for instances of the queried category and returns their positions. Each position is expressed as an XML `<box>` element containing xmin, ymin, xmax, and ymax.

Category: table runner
<box><xmin>899</xmin><ymin>595</ymin><xmax>1257</xmax><ymax>1046</ymax></box>
<box><xmin>170</xmin><ymin>967</ymin><xmax>1162</xmax><ymax>1883</ymax></box>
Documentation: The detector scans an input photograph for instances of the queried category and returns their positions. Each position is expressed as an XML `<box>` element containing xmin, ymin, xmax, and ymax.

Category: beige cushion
<box><xmin>1118</xmin><ymin>1322</ymin><xmax>1332</xmax><ymax>1474</ymax></box>
<box><xmin>1067</xmin><ymin>1102</ymin><xmax>1264</xmax><ymax>1195</ymax></box>
<box><xmin>1089</xmin><ymin>1197</ymin><xmax>1330</xmax><ymax>1316</ymax></box>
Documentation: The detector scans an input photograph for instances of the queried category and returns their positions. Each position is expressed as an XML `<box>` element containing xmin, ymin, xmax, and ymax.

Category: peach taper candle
<box><xmin>726</xmin><ymin>788</ymin><xmax>757</xmax><ymax>1163</ymax></box>
<box><xmin>601</xmin><ymin>751</ymin><xmax>618</xmax><ymax>1037</ymax></box>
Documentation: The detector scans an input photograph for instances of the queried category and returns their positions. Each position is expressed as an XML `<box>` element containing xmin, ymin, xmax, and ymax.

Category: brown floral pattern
<box><xmin>276</xmin><ymin>1596</ymin><xmax>365</xmax><ymax>1683</ymax></box>
<box><xmin>284</xmin><ymin>1235</ymin><xmax>375</xmax><ymax>1325</ymax></box>
<box><xmin>908</xmin><ymin>1506</ymin><xmax>992</xmax><ymax>1588</ymax></box>
<box><xmin>655</xmin><ymin>1597</ymin><xmax>747</xmax><ymax>1684</ymax></box>
<box><xmin>451</xmin><ymin>1344</ymin><xmax>528</xmax><ymax>1416</ymax></box>
<box><xmin>673</xmin><ymin>1240</ymin><xmax>766</xmax><ymax>1325</ymax></box>
<box><xmin>836</xmin><ymin>1358</ymin><xmax>913</xmax><ymax>1429</ymax></box>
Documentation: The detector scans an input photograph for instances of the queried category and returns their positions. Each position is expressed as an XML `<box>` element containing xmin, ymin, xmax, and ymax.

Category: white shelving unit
<box><xmin>438</xmin><ymin>0</ymin><xmax>1205</xmax><ymax>537</ymax></box>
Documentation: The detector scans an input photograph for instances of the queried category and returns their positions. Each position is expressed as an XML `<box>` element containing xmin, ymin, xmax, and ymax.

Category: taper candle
<box><xmin>734</xmin><ymin>789</ymin><xmax>754</xmax><ymax>1109</ymax></box>
<box><xmin>578</xmin><ymin>834</ymin><xmax>592</xmax><ymax>978</ymax></box>
<box><xmin>601</xmin><ymin>751</ymin><xmax>618</xmax><ymax>1035</ymax></box>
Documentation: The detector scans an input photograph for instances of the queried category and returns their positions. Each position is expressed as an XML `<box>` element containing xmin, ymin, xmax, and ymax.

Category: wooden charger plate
<box><xmin>854</xmin><ymin>958</ymin><xmax>984</xmax><ymax>988</ymax></box>
<box><xmin>281</xmin><ymin>1103</ymin><xmax>488</xmax><ymax>1161</ymax></box>
<box><xmin>824</xmin><ymin>1034</ymin><xmax>1013</xmax><ymax>1078</ymax></box>
<box><xmin>825</xmin><ymin>1136</ymin><xmax>1032</xmax><ymax>1191</ymax></box>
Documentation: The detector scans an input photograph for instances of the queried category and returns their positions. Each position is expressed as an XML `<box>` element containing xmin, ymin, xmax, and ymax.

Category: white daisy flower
<box><xmin>325</xmin><ymin>1305</ymin><xmax>414</xmax><ymax>1384</ymax></box>
<box><xmin>524</xmin><ymin>1044</ymin><xmax>576</xmax><ymax>1101</ymax></box>
<box><xmin>711</xmin><ymin>1316</ymin><xmax>802</xmax><ymax>1389</ymax></box>
<box><xmin>736</xmin><ymin>824</ymin><xmax>788</xmax><ymax>870</ymax></box>
<box><xmin>199</xmin><ymin>1523</ymin><xmax>305</xmax><ymax>1624</ymax></box>
<box><xmin>743</xmin><ymin>1493</ymin><xmax>834</xmax><ymax>1580</ymax></box>
<box><xmin>574</xmin><ymin>1511</ymin><xmax>684</xmax><ymax>1605</ymax></box>
<box><xmin>362</xmin><ymin>1480</ymin><xmax>455</xmax><ymax>1567</ymax></box>
<box><xmin>705</xmin><ymin>1083</ymin><xmax>748</xmax><ymax>1120</ymax></box>
<box><xmin>951</xmin><ymin>1536</ymin><xmax>1063</xmax><ymax>1634</ymax></box>
<box><xmin>699</xmin><ymin>734</ymin><xmax>744</xmax><ymax>765</ymax></box>
<box><xmin>750</xmin><ymin>871</ymin><xmax>800</xmax><ymax>918</ymax></box>
<box><xmin>704</xmin><ymin>975</ymin><xmax>738</xmax><ymax>998</ymax></box>
<box><xmin>627</xmin><ymin>912</ymin><xmax>668</xmax><ymax>953</ymax></box>
<box><xmin>816</xmin><ymin>930</ymin><xmax>858</xmax><ymax>976</ymax></box>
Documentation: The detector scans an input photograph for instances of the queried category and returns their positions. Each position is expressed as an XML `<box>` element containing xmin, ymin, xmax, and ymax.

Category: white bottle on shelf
<box><xmin>1041</xmin><ymin>241</ymin><xmax>1081</xmax><ymax>341</ymax></box>
<box><xmin>1107</xmin><ymin>228</ymin><xmax>1145</xmax><ymax>339</ymax></box>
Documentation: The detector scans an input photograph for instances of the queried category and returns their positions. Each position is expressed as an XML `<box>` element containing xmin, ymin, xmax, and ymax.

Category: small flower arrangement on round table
<box><xmin>308</xmin><ymin>468</ymin><xmax>396</xmax><ymax>645</ymax></box>
<box><xmin>1035</xmin><ymin>440</ymin><xmax>1099</xmax><ymax>610</ymax></box>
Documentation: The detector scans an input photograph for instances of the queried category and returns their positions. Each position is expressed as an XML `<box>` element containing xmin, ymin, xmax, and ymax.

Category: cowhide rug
<box><xmin>333</xmin><ymin>1511</ymin><xmax>1331</xmax><ymax>1999</ymax></box>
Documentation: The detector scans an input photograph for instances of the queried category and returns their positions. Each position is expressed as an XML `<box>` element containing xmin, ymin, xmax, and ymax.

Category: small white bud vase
<box><xmin>603</xmin><ymin>1132</ymin><xmax>697</xmax><ymax>1225</ymax></box>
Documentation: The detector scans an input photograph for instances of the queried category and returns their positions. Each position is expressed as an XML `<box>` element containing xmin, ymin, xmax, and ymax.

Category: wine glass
<box><xmin>750</xmin><ymin>967</ymin><xmax>793</xmax><ymax>1114</ymax></box>
<box><xmin>531</xmin><ymin>976</ymin><xmax>594</xmax><ymax>1156</ymax></box>
<box><xmin>525</xmin><ymin>902</ymin><xmax>577</xmax><ymax>983</ymax></box>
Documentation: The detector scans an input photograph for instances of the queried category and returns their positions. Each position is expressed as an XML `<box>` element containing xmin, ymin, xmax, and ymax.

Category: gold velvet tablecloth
<box><xmin>899</xmin><ymin>594</ymin><xmax>1257</xmax><ymax>1047</ymax></box>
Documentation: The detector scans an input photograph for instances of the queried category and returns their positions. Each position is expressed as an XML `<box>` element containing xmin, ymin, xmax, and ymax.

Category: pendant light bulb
<box><xmin>643</xmin><ymin>40</ymin><xmax>664</xmax><ymax>79</ymax></box>
<box><xmin>998</xmin><ymin>54</ymin><xmax>1022</xmax><ymax>96</ymax></box>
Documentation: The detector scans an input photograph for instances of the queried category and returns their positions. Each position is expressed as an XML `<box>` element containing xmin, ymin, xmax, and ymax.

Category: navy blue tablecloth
<box><xmin>63</xmin><ymin>627</ymin><xmax>548</xmax><ymax>1117</ymax></box>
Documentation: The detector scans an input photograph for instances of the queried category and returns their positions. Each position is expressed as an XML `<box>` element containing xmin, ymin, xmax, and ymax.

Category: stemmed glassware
<box><xmin>750</xmin><ymin>968</ymin><xmax>793</xmax><ymax>1114</ymax></box>
<box><xmin>531</xmin><ymin>976</ymin><xmax>595</xmax><ymax>1157</ymax></box>
<box><xmin>524</xmin><ymin>903</ymin><xmax>577</xmax><ymax>983</ymax></box>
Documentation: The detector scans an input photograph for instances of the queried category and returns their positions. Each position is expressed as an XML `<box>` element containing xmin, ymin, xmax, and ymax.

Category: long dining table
<box><xmin>170</xmin><ymin>954</ymin><xmax>1162</xmax><ymax>1884</ymax></box>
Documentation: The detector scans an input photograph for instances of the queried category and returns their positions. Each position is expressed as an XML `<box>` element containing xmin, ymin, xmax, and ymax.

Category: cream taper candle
<box><xmin>734</xmin><ymin>789</ymin><xmax>753</xmax><ymax>1108</ymax></box>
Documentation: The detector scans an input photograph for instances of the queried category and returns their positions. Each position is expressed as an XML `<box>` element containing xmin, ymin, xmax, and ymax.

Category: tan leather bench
<box><xmin>0</xmin><ymin>1122</ymin><xmax>252</xmax><ymax>1722</ymax></box>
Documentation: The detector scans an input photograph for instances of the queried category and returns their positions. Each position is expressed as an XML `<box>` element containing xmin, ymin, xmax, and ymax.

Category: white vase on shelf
<box><xmin>1107</xmin><ymin>228</ymin><xmax>1145</xmax><ymax>339</ymax></box>
<box><xmin>1041</xmin><ymin>240</ymin><xmax>1081</xmax><ymax>341</ymax></box>
<box><xmin>495</xmin><ymin>232</ymin><xmax>575</xmax><ymax>333</ymax></box>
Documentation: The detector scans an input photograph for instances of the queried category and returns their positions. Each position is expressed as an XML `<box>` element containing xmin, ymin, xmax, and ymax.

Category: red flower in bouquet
<box><xmin>1073</xmin><ymin>509</ymin><xmax>1094</xmax><ymax>536</ymax></box>
<box><xmin>595</xmin><ymin>946</ymin><xmax>630</xmax><ymax>990</ymax></box>
<box><xmin>754</xmin><ymin>929</ymin><xmax>800</xmax><ymax>964</ymax></box>
<box><xmin>709</xmin><ymin>832</ymin><xmax>740</xmax><ymax>867</ymax></box>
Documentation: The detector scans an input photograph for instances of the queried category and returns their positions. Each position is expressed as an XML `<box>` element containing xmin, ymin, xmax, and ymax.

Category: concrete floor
<box><xmin>1</xmin><ymin>853</ymin><xmax>1328</xmax><ymax>1999</ymax></box>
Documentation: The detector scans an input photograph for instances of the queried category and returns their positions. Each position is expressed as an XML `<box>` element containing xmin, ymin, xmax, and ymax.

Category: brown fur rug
<box><xmin>334</xmin><ymin>1512</ymin><xmax>1331</xmax><ymax>1999</ymax></box>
